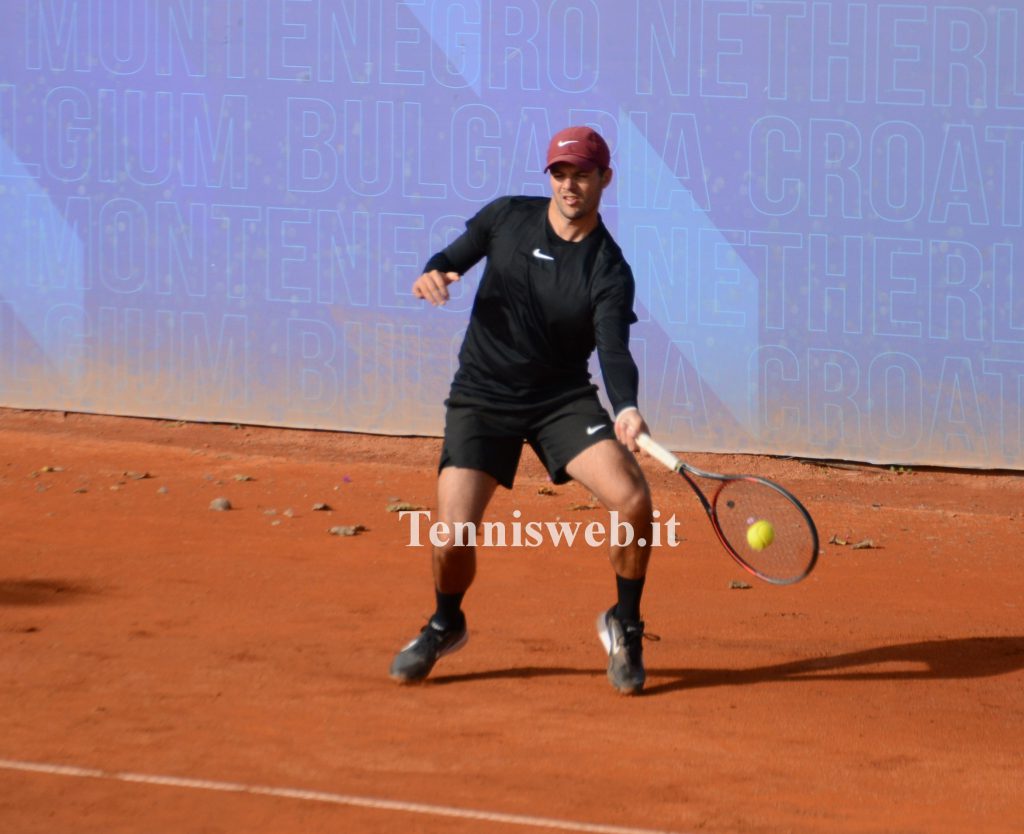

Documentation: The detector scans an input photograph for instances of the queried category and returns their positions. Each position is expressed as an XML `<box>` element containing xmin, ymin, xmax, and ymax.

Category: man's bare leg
<box><xmin>389</xmin><ymin>467</ymin><xmax>498</xmax><ymax>683</ymax></box>
<box><xmin>431</xmin><ymin>466</ymin><xmax>499</xmax><ymax>595</ymax></box>
<box><xmin>566</xmin><ymin>439</ymin><xmax>653</xmax><ymax>695</ymax></box>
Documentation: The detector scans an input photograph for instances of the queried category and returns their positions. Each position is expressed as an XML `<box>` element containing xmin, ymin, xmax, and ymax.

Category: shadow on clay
<box><xmin>428</xmin><ymin>636</ymin><xmax>1024</xmax><ymax>697</ymax></box>
<box><xmin>0</xmin><ymin>579</ymin><xmax>99</xmax><ymax>606</ymax></box>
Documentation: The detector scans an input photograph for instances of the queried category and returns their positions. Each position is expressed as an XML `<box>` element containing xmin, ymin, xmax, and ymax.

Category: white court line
<box><xmin>0</xmin><ymin>757</ymin><xmax>684</xmax><ymax>834</ymax></box>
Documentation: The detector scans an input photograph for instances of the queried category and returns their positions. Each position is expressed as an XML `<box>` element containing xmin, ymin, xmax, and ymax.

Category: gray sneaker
<box><xmin>597</xmin><ymin>607</ymin><xmax>646</xmax><ymax>695</ymax></box>
<box><xmin>389</xmin><ymin>619</ymin><xmax>468</xmax><ymax>683</ymax></box>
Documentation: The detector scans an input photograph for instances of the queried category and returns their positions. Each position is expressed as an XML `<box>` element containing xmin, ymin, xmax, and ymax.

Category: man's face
<box><xmin>548</xmin><ymin>163</ymin><xmax>611</xmax><ymax>222</ymax></box>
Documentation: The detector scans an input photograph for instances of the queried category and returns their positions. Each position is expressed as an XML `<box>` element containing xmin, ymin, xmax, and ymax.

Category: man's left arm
<box><xmin>593</xmin><ymin>267</ymin><xmax>649</xmax><ymax>452</ymax></box>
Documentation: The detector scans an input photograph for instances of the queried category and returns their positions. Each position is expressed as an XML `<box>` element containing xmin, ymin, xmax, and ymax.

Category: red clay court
<box><xmin>1</xmin><ymin>407</ymin><xmax>1022</xmax><ymax>833</ymax></box>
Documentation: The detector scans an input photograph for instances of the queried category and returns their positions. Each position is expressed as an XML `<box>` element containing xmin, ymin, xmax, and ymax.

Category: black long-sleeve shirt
<box><xmin>424</xmin><ymin>196</ymin><xmax>640</xmax><ymax>414</ymax></box>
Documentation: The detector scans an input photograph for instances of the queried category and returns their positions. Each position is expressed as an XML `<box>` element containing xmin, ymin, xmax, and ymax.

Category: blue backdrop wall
<box><xmin>1</xmin><ymin>1</ymin><xmax>1022</xmax><ymax>468</ymax></box>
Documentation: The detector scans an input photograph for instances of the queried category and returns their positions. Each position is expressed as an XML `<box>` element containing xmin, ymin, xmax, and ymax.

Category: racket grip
<box><xmin>637</xmin><ymin>433</ymin><xmax>682</xmax><ymax>472</ymax></box>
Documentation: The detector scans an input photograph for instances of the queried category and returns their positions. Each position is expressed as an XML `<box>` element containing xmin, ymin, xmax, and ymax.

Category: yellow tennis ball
<box><xmin>746</xmin><ymin>519</ymin><xmax>775</xmax><ymax>551</ymax></box>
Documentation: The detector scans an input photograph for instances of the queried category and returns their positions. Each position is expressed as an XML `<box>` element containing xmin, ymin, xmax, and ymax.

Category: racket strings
<box><xmin>712</xmin><ymin>478</ymin><xmax>817</xmax><ymax>583</ymax></box>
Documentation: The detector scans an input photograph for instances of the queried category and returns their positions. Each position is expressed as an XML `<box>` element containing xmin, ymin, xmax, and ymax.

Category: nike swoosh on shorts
<box><xmin>586</xmin><ymin>424</ymin><xmax>607</xmax><ymax>435</ymax></box>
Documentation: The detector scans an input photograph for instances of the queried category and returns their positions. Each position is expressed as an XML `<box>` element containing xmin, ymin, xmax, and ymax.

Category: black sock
<box><xmin>614</xmin><ymin>574</ymin><xmax>646</xmax><ymax>623</ymax></box>
<box><xmin>432</xmin><ymin>589</ymin><xmax>466</xmax><ymax>630</ymax></box>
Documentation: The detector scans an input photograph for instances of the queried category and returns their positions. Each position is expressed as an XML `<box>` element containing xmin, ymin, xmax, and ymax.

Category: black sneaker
<box><xmin>596</xmin><ymin>607</ymin><xmax>646</xmax><ymax>695</ymax></box>
<box><xmin>389</xmin><ymin>618</ymin><xmax>468</xmax><ymax>683</ymax></box>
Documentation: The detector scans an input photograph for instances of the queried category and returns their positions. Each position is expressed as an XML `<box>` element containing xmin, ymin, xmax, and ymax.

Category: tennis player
<box><xmin>390</xmin><ymin>126</ymin><xmax>654</xmax><ymax>695</ymax></box>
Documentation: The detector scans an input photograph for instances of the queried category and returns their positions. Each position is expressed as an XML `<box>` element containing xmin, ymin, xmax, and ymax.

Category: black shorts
<box><xmin>439</xmin><ymin>394</ymin><xmax>615</xmax><ymax>489</ymax></box>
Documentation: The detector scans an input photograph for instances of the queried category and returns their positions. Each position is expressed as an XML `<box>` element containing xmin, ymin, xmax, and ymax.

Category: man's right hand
<box><xmin>413</xmin><ymin>270</ymin><xmax>461</xmax><ymax>306</ymax></box>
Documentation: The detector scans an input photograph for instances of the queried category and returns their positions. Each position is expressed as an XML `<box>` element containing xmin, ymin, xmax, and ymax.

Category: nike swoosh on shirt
<box><xmin>586</xmin><ymin>424</ymin><xmax>607</xmax><ymax>435</ymax></box>
<box><xmin>532</xmin><ymin>249</ymin><xmax>554</xmax><ymax>261</ymax></box>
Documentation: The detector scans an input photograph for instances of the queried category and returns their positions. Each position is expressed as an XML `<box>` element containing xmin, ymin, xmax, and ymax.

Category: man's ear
<box><xmin>601</xmin><ymin>167</ymin><xmax>614</xmax><ymax>188</ymax></box>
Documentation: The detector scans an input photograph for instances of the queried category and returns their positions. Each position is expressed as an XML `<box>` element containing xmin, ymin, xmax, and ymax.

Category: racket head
<box><xmin>706</xmin><ymin>475</ymin><xmax>819</xmax><ymax>585</ymax></box>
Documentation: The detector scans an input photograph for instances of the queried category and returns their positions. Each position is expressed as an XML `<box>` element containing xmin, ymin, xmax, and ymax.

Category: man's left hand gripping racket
<box><xmin>637</xmin><ymin>433</ymin><xmax>819</xmax><ymax>586</ymax></box>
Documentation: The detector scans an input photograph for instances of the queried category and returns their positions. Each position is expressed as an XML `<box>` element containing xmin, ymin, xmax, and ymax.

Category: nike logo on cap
<box><xmin>532</xmin><ymin>248</ymin><xmax>554</xmax><ymax>261</ymax></box>
<box><xmin>557</xmin><ymin>139</ymin><xmax>578</xmax><ymax>147</ymax></box>
<box><xmin>586</xmin><ymin>424</ymin><xmax>607</xmax><ymax>435</ymax></box>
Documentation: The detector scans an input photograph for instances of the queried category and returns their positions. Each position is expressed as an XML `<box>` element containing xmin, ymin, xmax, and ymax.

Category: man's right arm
<box><xmin>413</xmin><ymin>198</ymin><xmax>509</xmax><ymax>305</ymax></box>
<box><xmin>412</xmin><ymin>226</ymin><xmax>484</xmax><ymax>308</ymax></box>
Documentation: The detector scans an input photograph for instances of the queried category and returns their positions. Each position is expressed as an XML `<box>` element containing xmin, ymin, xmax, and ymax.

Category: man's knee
<box><xmin>608</xmin><ymin>477</ymin><xmax>652</xmax><ymax>521</ymax></box>
<box><xmin>430</xmin><ymin>519</ymin><xmax>480</xmax><ymax>557</ymax></box>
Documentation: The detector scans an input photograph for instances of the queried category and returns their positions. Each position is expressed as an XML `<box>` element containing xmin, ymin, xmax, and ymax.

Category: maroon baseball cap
<box><xmin>544</xmin><ymin>126</ymin><xmax>611</xmax><ymax>172</ymax></box>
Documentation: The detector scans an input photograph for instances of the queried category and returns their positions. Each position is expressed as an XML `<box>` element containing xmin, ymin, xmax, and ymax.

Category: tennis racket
<box><xmin>637</xmin><ymin>433</ymin><xmax>819</xmax><ymax>585</ymax></box>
